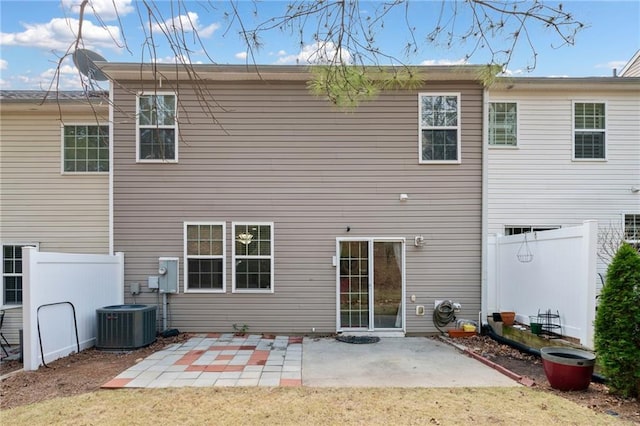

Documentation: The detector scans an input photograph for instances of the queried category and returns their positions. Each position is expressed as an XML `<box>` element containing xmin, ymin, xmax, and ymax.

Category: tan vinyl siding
<box><xmin>620</xmin><ymin>53</ymin><xmax>640</xmax><ymax>77</ymax></box>
<box><xmin>0</xmin><ymin>111</ymin><xmax>109</xmax><ymax>255</ymax></box>
<box><xmin>487</xmin><ymin>88</ymin><xmax>640</xmax><ymax>274</ymax></box>
<box><xmin>113</xmin><ymin>80</ymin><xmax>483</xmax><ymax>334</ymax></box>
<box><xmin>0</xmin><ymin>107</ymin><xmax>109</xmax><ymax>343</ymax></box>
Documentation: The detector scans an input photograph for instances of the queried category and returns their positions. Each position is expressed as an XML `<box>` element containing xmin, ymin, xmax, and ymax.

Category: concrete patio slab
<box><xmin>302</xmin><ymin>337</ymin><xmax>519</xmax><ymax>387</ymax></box>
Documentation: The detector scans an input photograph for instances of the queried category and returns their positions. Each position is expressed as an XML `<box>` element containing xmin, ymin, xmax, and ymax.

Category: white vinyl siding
<box><xmin>489</xmin><ymin>102</ymin><xmax>517</xmax><ymax>147</ymax></box>
<box><xmin>419</xmin><ymin>93</ymin><xmax>461</xmax><ymax>163</ymax></box>
<box><xmin>184</xmin><ymin>223</ymin><xmax>226</xmax><ymax>293</ymax></box>
<box><xmin>573</xmin><ymin>102</ymin><xmax>606</xmax><ymax>160</ymax></box>
<box><xmin>136</xmin><ymin>93</ymin><xmax>177</xmax><ymax>162</ymax></box>
<box><xmin>232</xmin><ymin>222</ymin><xmax>274</xmax><ymax>293</ymax></box>
<box><xmin>487</xmin><ymin>87</ymin><xmax>640</xmax><ymax>275</ymax></box>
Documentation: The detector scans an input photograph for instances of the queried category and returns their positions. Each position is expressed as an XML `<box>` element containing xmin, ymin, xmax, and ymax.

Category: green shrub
<box><xmin>594</xmin><ymin>243</ymin><xmax>640</xmax><ymax>399</ymax></box>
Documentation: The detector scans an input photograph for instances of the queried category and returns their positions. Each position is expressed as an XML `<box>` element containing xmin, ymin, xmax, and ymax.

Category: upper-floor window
<box><xmin>574</xmin><ymin>102</ymin><xmax>606</xmax><ymax>160</ymax></box>
<box><xmin>419</xmin><ymin>93</ymin><xmax>461</xmax><ymax>163</ymax></box>
<box><xmin>489</xmin><ymin>102</ymin><xmax>517</xmax><ymax>146</ymax></box>
<box><xmin>63</xmin><ymin>125</ymin><xmax>109</xmax><ymax>173</ymax></box>
<box><xmin>184</xmin><ymin>223</ymin><xmax>225</xmax><ymax>293</ymax></box>
<box><xmin>232</xmin><ymin>222</ymin><xmax>274</xmax><ymax>293</ymax></box>
<box><xmin>137</xmin><ymin>93</ymin><xmax>177</xmax><ymax>162</ymax></box>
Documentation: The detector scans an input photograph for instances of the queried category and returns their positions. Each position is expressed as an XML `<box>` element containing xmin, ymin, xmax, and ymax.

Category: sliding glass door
<box><xmin>338</xmin><ymin>239</ymin><xmax>404</xmax><ymax>331</ymax></box>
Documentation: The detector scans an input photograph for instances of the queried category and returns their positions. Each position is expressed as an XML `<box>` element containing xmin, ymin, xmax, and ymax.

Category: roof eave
<box><xmin>95</xmin><ymin>62</ymin><xmax>492</xmax><ymax>82</ymax></box>
<box><xmin>491</xmin><ymin>76</ymin><xmax>640</xmax><ymax>91</ymax></box>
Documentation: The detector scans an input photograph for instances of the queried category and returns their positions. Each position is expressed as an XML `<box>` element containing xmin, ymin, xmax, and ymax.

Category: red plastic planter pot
<box><xmin>540</xmin><ymin>347</ymin><xmax>596</xmax><ymax>391</ymax></box>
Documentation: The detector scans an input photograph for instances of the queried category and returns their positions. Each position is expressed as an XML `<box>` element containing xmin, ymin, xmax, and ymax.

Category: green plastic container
<box><xmin>530</xmin><ymin>316</ymin><xmax>542</xmax><ymax>335</ymax></box>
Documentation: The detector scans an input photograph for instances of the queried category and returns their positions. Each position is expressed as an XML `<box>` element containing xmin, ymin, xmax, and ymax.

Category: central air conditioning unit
<box><xmin>96</xmin><ymin>304</ymin><xmax>157</xmax><ymax>350</ymax></box>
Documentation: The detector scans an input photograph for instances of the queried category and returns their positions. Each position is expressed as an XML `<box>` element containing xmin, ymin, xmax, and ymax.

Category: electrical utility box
<box><xmin>158</xmin><ymin>257</ymin><xmax>179</xmax><ymax>293</ymax></box>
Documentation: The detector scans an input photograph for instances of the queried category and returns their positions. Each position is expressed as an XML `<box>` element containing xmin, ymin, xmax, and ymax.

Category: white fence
<box><xmin>486</xmin><ymin>221</ymin><xmax>598</xmax><ymax>348</ymax></box>
<box><xmin>22</xmin><ymin>248</ymin><xmax>124</xmax><ymax>371</ymax></box>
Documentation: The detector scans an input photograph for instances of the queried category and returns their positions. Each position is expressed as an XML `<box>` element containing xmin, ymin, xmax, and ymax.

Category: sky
<box><xmin>0</xmin><ymin>0</ymin><xmax>639</xmax><ymax>91</ymax></box>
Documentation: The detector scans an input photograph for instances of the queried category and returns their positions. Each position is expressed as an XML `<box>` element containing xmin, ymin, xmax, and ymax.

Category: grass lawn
<box><xmin>1</xmin><ymin>387</ymin><xmax>630</xmax><ymax>425</ymax></box>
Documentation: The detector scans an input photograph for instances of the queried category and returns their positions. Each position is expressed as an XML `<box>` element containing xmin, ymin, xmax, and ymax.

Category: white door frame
<box><xmin>335</xmin><ymin>237</ymin><xmax>406</xmax><ymax>333</ymax></box>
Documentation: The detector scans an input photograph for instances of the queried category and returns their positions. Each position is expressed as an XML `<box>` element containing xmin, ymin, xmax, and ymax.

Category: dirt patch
<box><xmin>0</xmin><ymin>333</ymin><xmax>192</xmax><ymax>410</ymax></box>
<box><xmin>1</xmin><ymin>333</ymin><xmax>639</xmax><ymax>423</ymax></box>
<box><xmin>459</xmin><ymin>335</ymin><xmax>640</xmax><ymax>423</ymax></box>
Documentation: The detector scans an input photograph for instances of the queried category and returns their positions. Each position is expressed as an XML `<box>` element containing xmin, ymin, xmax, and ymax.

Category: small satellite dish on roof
<box><xmin>73</xmin><ymin>48</ymin><xmax>108</xmax><ymax>81</ymax></box>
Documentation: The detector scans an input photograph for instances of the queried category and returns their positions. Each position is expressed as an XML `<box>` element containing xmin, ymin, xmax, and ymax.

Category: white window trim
<box><xmin>183</xmin><ymin>222</ymin><xmax>226</xmax><ymax>294</ymax></box>
<box><xmin>136</xmin><ymin>91</ymin><xmax>178</xmax><ymax>163</ymax></box>
<box><xmin>488</xmin><ymin>101</ymin><xmax>519</xmax><ymax>149</ymax></box>
<box><xmin>623</xmin><ymin>212</ymin><xmax>640</xmax><ymax>244</ymax></box>
<box><xmin>418</xmin><ymin>92</ymin><xmax>462</xmax><ymax>164</ymax></box>
<box><xmin>232</xmin><ymin>221</ymin><xmax>274</xmax><ymax>294</ymax></box>
<box><xmin>334</xmin><ymin>237</ymin><xmax>406</xmax><ymax>333</ymax></box>
<box><xmin>60</xmin><ymin>122</ymin><xmax>110</xmax><ymax>175</ymax></box>
<box><xmin>503</xmin><ymin>226</ymin><xmax>561</xmax><ymax>236</ymax></box>
<box><xmin>1</xmin><ymin>242</ymin><xmax>39</xmax><ymax>307</ymax></box>
<box><xmin>572</xmin><ymin>100</ymin><xmax>607</xmax><ymax>162</ymax></box>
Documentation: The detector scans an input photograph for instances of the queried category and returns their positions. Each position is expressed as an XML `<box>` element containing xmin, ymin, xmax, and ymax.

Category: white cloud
<box><xmin>235</xmin><ymin>51</ymin><xmax>248</xmax><ymax>60</ymax></box>
<box><xmin>420</xmin><ymin>58</ymin><xmax>467</xmax><ymax>66</ymax></box>
<box><xmin>0</xmin><ymin>61</ymin><xmax>88</xmax><ymax>91</ymax></box>
<box><xmin>0</xmin><ymin>59</ymin><xmax>7</xmax><ymax>70</ymax></box>
<box><xmin>151</xmin><ymin>12</ymin><xmax>219</xmax><ymax>39</ymax></box>
<box><xmin>595</xmin><ymin>60</ymin><xmax>628</xmax><ymax>70</ymax></box>
<box><xmin>500</xmin><ymin>68</ymin><xmax>525</xmax><ymax>77</ymax></box>
<box><xmin>62</xmin><ymin>0</ymin><xmax>134</xmax><ymax>21</ymax></box>
<box><xmin>275</xmin><ymin>42</ymin><xmax>351</xmax><ymax>65</ymax></box>
<box><xmin>151</xmin><ymin>54</ymin><xmax>203</xmax><ymax>65</ymax></box>
<box><xmin>39</xmin><ymin>63</ymin><xmax>85</xmax><ymax>90</ymax></box>
<box><xmin>0</xmin><ymin>17</ymin><xmax>121</xmax><ymax>51</ymax></box>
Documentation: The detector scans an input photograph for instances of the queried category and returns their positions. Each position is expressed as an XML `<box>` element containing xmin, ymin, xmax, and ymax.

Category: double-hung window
<box><xmin>184</xmin><ymin>223</ymin><xmax>225</xmax><ymax>292</ymax></box>
<box><xmin>63</xmin><ymin>124</ymin><xmax>109</xmax><ymax>172</ymax></box>
<box><xmin>489</xmin><ymin>102</ymin><xmax>517</xmax><ymax>146</ymax></box>
<box><xmin>419</xmin><ymin>93</ymin><xmax>461</xmax><ymax>163</ymax></box>
<box><xmin>2</xmin><ymin>244</ymin><xmax>36</xmax><ymax>305</ymax></box>
<box><xmin>624</xmin><ymin>214</ymin><xmax>640</xmax><ymax>249</ymax></box>
<box><xmin>574</xmin><ymin>102</ymin><xmax>606</xmax><ymax>160</ymax></box>
<box><xmin>232</xmin><ymin>222</ymin><xmax>274</xmax><ymax>293</ymax></box>
<box><xmin>504</xmin><ymin>226</ymin><xmax>560</xmax><ymax>236</ymax></box>
<box><xmin>137</xmin><ymin>93</ymin><xmax>177</xmax><ymax>162</ymax></box>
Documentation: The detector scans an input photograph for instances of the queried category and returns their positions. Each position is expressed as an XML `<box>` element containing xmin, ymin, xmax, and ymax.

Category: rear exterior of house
<box><xmin>486</xmin><ymin>78</ymin><xmax>640</xmax><ymax>278</ymax></box>
<box><xmin>102</xmin><ymin>64</ymin><xmax>486</xmax><ymax>335</ymax></box>
<box><xmin>0</xmin><ymin>91</ymin><xmax>110</xmax><ymax>344</ymax></box>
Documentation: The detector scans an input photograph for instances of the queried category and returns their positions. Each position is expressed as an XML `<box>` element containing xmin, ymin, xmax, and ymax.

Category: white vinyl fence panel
<box><xmin>22</xmin><ymin>248</ymin><xmax>124</xmax><ymax>370</ymax></box>
<box><xmin>486</xmin><ymin>221</ymin><xmax>598</xmax><ymax>348</ymax></box>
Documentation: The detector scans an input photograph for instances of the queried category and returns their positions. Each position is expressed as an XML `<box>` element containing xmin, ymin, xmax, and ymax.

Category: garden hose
<box><xmin>433</xmin><ymin>300</ymin><xmax>456</xmax><ymax>334</ymax></box>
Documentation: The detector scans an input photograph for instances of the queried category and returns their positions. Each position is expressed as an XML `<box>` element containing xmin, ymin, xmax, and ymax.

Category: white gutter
<box><xmin>108</xmin><ymin>82</ymin><xmax>114</xmax><ymax>255</ymax></box>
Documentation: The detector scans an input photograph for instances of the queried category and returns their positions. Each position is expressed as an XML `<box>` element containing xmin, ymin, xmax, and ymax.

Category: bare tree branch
<box><xmin>47</xmin><ymin>0</ymin><xmax>586</xmax><ymax>112</ymax></box>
